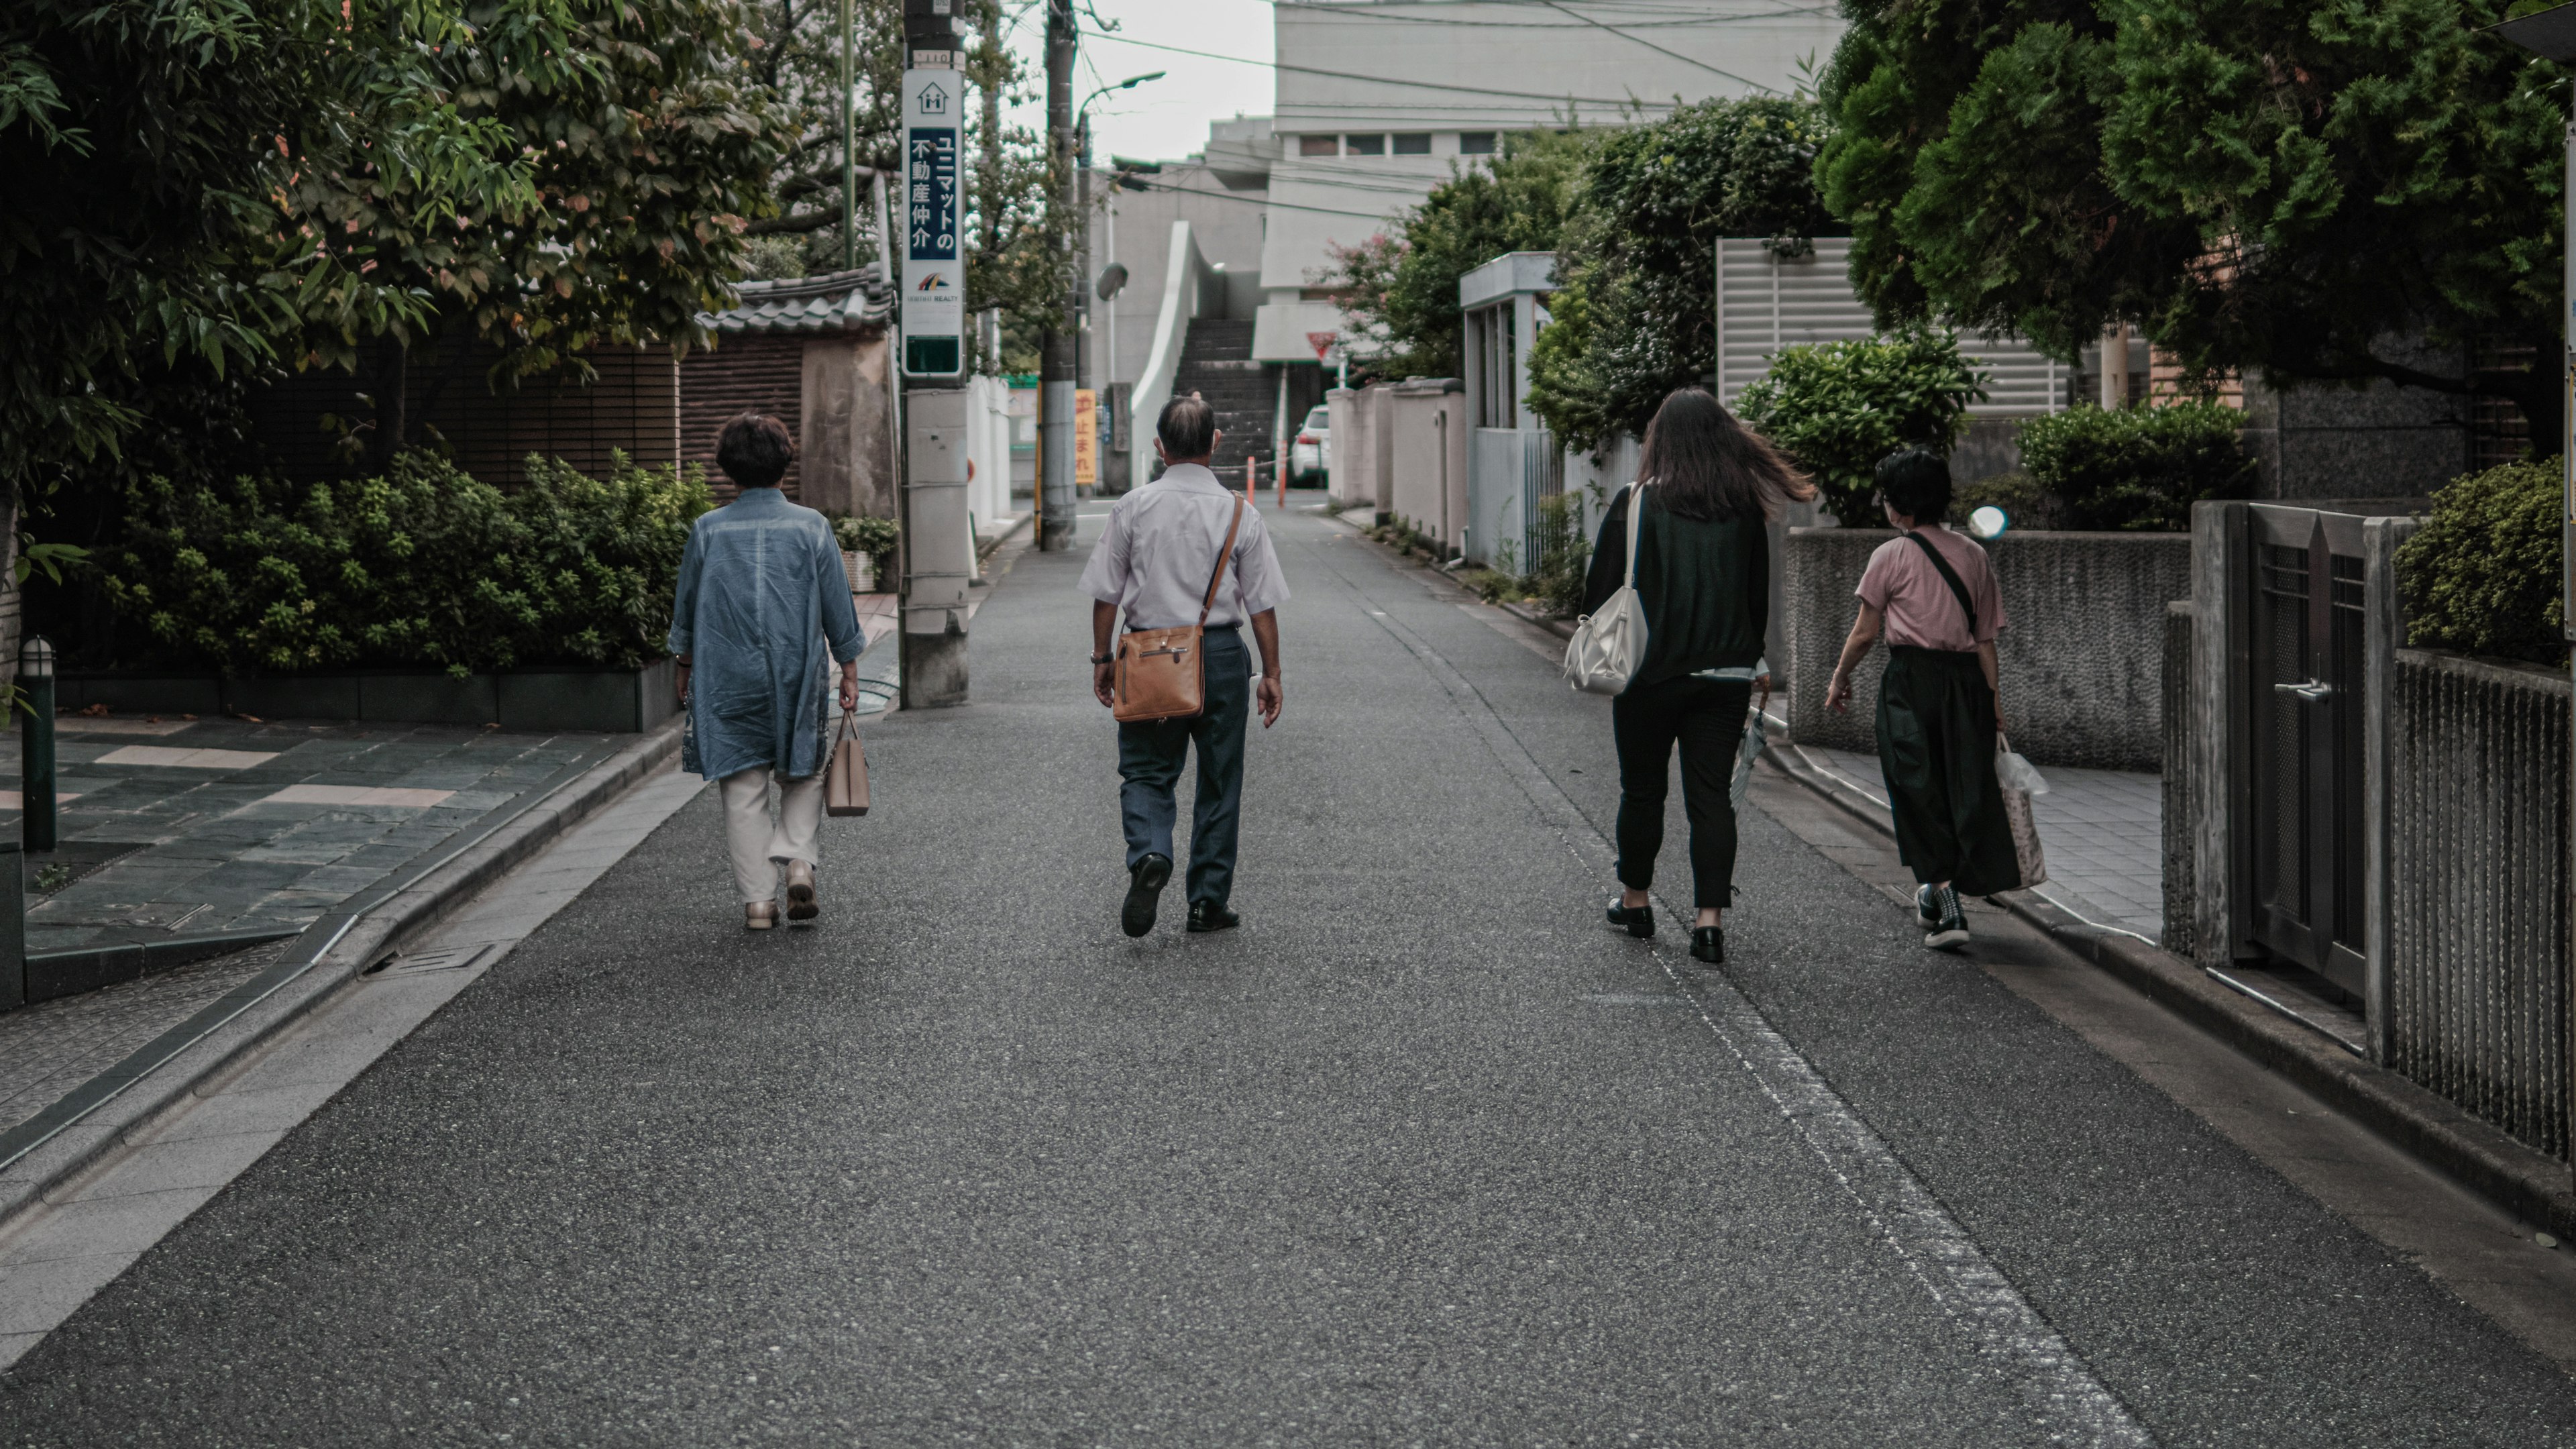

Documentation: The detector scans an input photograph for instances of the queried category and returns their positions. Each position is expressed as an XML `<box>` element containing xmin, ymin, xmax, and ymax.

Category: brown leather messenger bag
<box><xmin>1111</xmin><ymin>497</ymin><xmax>1246</xmax><ymax>724</ymax></box>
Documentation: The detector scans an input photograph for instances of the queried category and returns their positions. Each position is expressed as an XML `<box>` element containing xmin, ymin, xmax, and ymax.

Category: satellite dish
<box><xmin>1095</xmin><ymin>263</ymin><xmax>1129</xmax><ymax>301</ymax></box>
<box><xmin>1968</xmin><ymin>505</ymin><xmax>2009</xmax><ymax>540</ymax></box>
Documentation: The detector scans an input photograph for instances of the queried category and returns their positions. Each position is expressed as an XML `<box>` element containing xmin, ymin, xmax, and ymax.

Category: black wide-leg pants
<box><xmin>1875</xmin><ymin>644</ymin><xmax>2020</xmax><ymax>898</ymax></box>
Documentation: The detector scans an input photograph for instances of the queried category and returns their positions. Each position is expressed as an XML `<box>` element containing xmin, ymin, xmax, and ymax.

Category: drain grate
<box><xmin>369</xmin><ymin>942</ymin><xmax>498</xmax><ymax>977</ymax></box>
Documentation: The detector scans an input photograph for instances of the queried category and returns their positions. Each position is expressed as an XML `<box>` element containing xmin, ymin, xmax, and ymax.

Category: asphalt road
<box><xmin>6</xmin><ymin>508</ymin><xmax>2575</xmax><ymax>1446</ymax></box>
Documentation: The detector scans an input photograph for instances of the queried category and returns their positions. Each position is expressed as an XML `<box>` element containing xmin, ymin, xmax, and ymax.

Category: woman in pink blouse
<box><xmin>1822</xmin><ymin>448</ymin><xmax>2021</xmax><ymax>950</ymax></box>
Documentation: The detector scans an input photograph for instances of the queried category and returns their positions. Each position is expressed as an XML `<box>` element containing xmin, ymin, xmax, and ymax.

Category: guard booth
<box><xmin>1458</xmin><ymin>252</ymin><xmax>1560</xmax><ymax>572</ymax></box>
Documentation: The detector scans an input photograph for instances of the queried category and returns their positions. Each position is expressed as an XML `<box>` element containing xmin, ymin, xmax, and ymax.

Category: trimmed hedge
<box><xmin>2015</xmin><ymin>402</ymin><xmax>2256</xmax><ymax>531</ymax></box>
<box><xmin>105</xmin><ymin>452</ymin><xmax>712</xmax><ymax>676</ymax></box>
<box><xmin>2398</xmin><ymin>457</ymin><xmax>2565</xmax><ymax>665</ymax></box>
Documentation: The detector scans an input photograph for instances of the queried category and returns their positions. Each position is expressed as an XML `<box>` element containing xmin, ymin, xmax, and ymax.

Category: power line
<box><xmin>1267</xmin><ymin>1</ymin><xmax>1836</xmax><ymax>29</ymax></box>
<box><xmin>1083</xmin><ymin>28</ymin><xmax>1699</xmax><ymax>108</ymax></box>
<box><xmin>1116</xmin><ymin>175</ymin><xmax>1407</xmax><ymax>223</ymax></box>
<box><xmin>1533</xmin><ymin>0</ymin><xmax>1779</xmax><ymax>94</ymax></box>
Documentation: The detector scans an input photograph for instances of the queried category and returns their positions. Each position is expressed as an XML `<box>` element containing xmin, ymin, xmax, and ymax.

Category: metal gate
<box><xmin>2245</xmin><ymin>506</ymin><xmax>2369</xmax><ymax>994</ymax></box>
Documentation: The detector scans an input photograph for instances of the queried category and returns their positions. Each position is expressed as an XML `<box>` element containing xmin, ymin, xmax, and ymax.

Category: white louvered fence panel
<box><xmin>1716</xmin><ymin>238</ymin><xmax>2068</xmax><ymax>417</ymax></box>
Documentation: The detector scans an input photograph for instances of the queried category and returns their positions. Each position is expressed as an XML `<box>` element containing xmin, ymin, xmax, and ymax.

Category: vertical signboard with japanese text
<box><xmin>1073</xmin><ymin>387</ymin><xmax>1097</xmax><ymax>488</ymax></box>
<box><xmin>901</xmin><ymin>68</ymin><xmax>965</xmax><ymax>378</ymax></box>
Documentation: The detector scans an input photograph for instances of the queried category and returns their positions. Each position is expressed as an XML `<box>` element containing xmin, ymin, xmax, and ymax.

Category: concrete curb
<box><xmin>0</xmin><ymin>716</ymin><xmax>686</xmax><ymax>1234</ymax></box>
<box><xmin>1763</xmin><ymin>740</ymin><xmax>2576</xmax><ymax>1240</ymax></box>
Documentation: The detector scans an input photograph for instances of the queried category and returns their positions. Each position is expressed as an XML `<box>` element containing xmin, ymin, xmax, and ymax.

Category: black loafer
<box><xmin>1122</xmin><ymin>854</ymin><xmax>1172</xmax><ymax>938</ymax></box>
<box><xmin>1606</xmin><ymin>898</ymin><xmax>1654</xmax><ymax>938</ymax></box>
<box><xmin>1690</xmin><ymin>926</ymin><xmax>1724</xmax><ymax>964</ymax></box>
<box><xmin>1185</xmin><ymin>900</ymin><xmax>1240</xmax><ymax>933</ymax></box>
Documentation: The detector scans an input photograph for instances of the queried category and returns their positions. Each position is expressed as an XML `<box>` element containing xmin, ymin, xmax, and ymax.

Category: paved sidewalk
<box><xmin>5</xmin><ymin>716</ymin><xmax>617</xmax><ymax>956</ymax></box>
<box><xmin>1790</xmin><ymin>741</ymin><xmax>2163</xmax><ymax>943</ymax></box>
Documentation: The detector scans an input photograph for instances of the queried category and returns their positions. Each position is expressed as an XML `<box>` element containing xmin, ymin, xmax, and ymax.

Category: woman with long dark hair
<box><xmin>1585</xmin><ymin>387</ymin><xmax>1815</xmax><ymax>963</ymax></box>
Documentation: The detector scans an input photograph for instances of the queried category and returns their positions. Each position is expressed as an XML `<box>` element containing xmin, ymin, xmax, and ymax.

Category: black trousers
<box><xmin>1876</xmin><ymin>645</ymin><xmax>2019</xmax><ymax>897</ymax></box>
<box><xmin>1611</xmin><ymin>675</ymin><xmax>1754</xmax><ymax>910</ymax></box>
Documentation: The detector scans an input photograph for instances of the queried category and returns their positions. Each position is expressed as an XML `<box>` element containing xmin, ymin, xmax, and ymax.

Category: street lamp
<box><xmin>1071</xmin><ymin>72</ymin><xmax>1165</xmax><ymax>488</ymax></box>
<box><xmin>1066</xmin><ymin>72</ymin><xmax>1169</xmax><ymax>389</ymax></box>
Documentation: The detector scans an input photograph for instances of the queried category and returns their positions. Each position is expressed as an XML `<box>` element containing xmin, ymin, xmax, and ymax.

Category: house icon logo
<box><xmin>918</xmin><ymin>81</ymin><xmax>948</xmax><ymax>115</ymax></box>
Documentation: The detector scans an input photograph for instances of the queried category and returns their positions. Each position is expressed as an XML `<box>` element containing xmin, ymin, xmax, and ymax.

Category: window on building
<box><xmin>1344</xmin><ymin>134</ymin><xmax>1386</xmax><ymax>156</ymax></box>
<box><xmin>1392</xmin><ymin>133</ymin><xmax>1432</xmax><ymax>156</ymax></box>
<box><xmin>1458</xmin><ymin>131</ymin><xmax>1497</xmax><ymax>156</ymax></box>
<box><xmin>1299</xmin><ymin>134</ymin><xmax>1339</xmax><ymax>156</ymax></box>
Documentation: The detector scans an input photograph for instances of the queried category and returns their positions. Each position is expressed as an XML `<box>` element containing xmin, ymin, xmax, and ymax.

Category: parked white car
<box><xmin>1290</xmin><ymin>405</ymin><xmax>1330</xmax><ymax>485</ymax></box>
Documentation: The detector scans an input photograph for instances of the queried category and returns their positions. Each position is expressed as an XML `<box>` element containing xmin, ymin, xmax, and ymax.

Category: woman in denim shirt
<box><xmin>667</xmin><ymin>414</ymin><xmax>869</xmax><ymax>929</ymax></box>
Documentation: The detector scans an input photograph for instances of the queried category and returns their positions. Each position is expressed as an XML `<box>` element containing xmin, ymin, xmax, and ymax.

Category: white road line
<box><xmin>0</xmin><ymin>767</ymin><xmax>706</xmax><ymax>1371</ymax></box>
<box><xmin>1303</xmin><ymin>533</ymin><xmax>2155</xmax><ymax>1446</ymax></box>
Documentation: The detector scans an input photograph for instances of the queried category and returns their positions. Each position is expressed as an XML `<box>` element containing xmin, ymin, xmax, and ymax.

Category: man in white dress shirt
<box><xmin>1079</xmin><ymin>394</ymin><xmax>1290</xmax><ymax>938</ymax></box>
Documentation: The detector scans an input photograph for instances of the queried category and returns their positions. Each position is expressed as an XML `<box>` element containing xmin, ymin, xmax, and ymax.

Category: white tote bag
<box><xmin>1996</xmin><ymin>735</ymin><xmax>2049</xmax><ymax>888</ymax></box>
<box><xmin>1562</xmin><ymin>480</ymin><xmax>1651</xmax><ymax>694</ymax></box>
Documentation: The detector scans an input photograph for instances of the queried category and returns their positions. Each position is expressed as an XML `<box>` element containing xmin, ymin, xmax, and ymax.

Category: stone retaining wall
<box><xmin>1783</xmin><ymin>527</ymin><xmax>2190</xmax><ymax>771</ymax></box>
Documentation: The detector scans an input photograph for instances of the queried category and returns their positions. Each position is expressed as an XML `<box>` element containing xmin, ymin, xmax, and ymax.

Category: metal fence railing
<box><xmin>2385</xmin><ymin>648</ymin><xmax>2572</xmax><ymax>1160</ymax></box>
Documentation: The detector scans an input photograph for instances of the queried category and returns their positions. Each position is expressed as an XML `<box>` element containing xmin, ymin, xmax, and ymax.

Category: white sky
<box><xmin>997</xmin><ymin>0</ymin><xmax>1279</xmax><ymax>165</ymax></box>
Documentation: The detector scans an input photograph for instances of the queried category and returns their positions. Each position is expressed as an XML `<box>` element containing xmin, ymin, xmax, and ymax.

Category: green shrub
<box><xmin>105</xmin><ymin>452</ymin><xmax>712</xmax><ymax>676</ymax></box>
<box><xmin>828</xmin><ymin>513</ymin><xmax>902</xmax><ymax>588</ymax></box>
<box><xmin>1528</xmin><ymin>492</ymin><xmax>1590</xmax><ymax>618</ymax></box>
<box><xmin>2015</xmin><ymin>402</ymin><xmax>2255</xmax><ymax>531</ymax></box>
<box><xmin>2398</xmin><ymin>457</ymin><xmax>2565</xmax><ymax>665</ymax></box>
<box><xmin>1733</xmin><ymin>327</ymin><xmax>1982</xmax><ymax>525</ymax></box>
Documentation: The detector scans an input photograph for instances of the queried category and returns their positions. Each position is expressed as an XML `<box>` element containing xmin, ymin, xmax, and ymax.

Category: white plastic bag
<box><xmin>1995</xmin><ymin>735</ymin><xmax>2048</xmax><ymax>889</ymax></box>
<box><xmin>1994</xmin><ymin>739</ymin><xmax>2049</xmax><ymax>795</ymax></box>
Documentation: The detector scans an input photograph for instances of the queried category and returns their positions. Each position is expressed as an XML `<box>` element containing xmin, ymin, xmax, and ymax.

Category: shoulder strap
<box><xmin>1903</xmin><ymin>529</ymin><xmax>1978</xmax><ymax>639</ymax></box>
<box><xmin>1196</xmin><ymin>497</ymin><xmax>1248</xmax><ymax>627</ymax></box>
<box><xmin>1621</xmin><ymin>480</ymin><xmax>1650</xmax><ymax>590</ymax></box>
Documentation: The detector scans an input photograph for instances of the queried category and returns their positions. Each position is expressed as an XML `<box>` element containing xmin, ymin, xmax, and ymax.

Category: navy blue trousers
<box><xmin>1118</xmin><ymin>625</ymin><xmax>1251</xmax><ymax>908</ymax></box>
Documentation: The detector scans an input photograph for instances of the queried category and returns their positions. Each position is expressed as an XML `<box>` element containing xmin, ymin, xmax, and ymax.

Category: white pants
<box><xmin>720</xmin><ymin>767</ymin><xmax>823</xmax><ymax>903</ymax></box>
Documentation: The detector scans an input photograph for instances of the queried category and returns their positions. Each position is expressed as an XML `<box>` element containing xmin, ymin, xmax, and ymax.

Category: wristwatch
<box><xmin>1090</xmin><ymin>651</ymin><xmax>1114</xmax><ymax>665</ymax></box>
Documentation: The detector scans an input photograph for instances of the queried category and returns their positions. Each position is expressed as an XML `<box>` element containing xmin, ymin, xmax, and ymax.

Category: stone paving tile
<box><xmin>3</xmin><ymin>715</ymin><xmax>633</xmax><ymax>958</ymax></box>
<box><xmin>0</xmin><ymin>942</ymin><xmax>288</xmax><ymax>1136</ymax></box>
<box><xmin>1805</xmin><ymin>745</ymin><xmax>2166</xmax><ymax>944</ymax></box>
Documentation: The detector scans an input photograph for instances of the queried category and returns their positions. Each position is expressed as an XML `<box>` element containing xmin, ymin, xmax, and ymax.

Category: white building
<box><xmin>1254</xmin><ymin>0</ymin><xmax>1848</xmax><ymax>368</ymax></box>
<box><xmin>1081</xmin><ymin>2</ymin><xmax>1847</xmax><ymax>488</ymax></box>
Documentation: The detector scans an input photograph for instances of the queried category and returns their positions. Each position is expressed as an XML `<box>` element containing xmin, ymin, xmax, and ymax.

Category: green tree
<box><xmin>1322</xmin><ymin>129</ymin><xmax>1594</xmax><ymax>382</ymax></box>
<box><xmin>0</xmin><ymin>1</ymin><xmax>524</xmax><ymax>513</ymax></box>
<box><xmin>1525</xmin><ymin>96</ymin><xmax>1837</xmax><ymax>451</ymax></box>
<box><xmin>280</xmin><ymin>0</ymin><xmax>788</xmax><ymax>462</ymax></box>
<box><xmin>1818</xmin><ymin>0</ymin><xmax>2569</xmax><ymax>443</ymax></box>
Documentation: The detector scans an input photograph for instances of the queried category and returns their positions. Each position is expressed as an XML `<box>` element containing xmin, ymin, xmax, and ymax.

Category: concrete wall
<box><xmin>2240</xmin><ymin>337</ymin><xmax>2469</xmax><ymax>501</ymax></box>
<box><xmin>1784</xmin><ymin>527</ymin><xmax>2190</xmax><ymax>770</ymax></box>
<box><xmin>1386</xmin><ymin>382</ymin><xmax>1467</xmax><ymax>550</ymax></box>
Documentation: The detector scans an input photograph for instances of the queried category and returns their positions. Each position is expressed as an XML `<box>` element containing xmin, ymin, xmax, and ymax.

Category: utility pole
<box><xmin>900</xmin><ymin>0</ymin><xmax>971</xmax><ymax>706</ymax></box>
<box><xmin>1038</xmin><ymin>0</ymin><xmax>1077</xmax><ymax>551</ymax></box>
<box><xmin>977</xmin><ymin>0</ymin><xmax>1002</xmax><ymax>267</ymax></box>
<box><xmin>840</xmin><ymin>0</ymin><xmax>857</xmax><ymax>272</ymax></box>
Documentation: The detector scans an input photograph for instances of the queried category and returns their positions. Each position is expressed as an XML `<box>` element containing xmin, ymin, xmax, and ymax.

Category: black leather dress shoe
<box><xmin>1690</xmin><ymin>926</ymin><xmax>1725</xmax><ymax>964</ymax></box>
<box><xmin>1605</xmin><ymin>898</ymin><xmax>1654</xmax><ymax>938</ymax></box>
<box><xmin>1122</xmin><ymin>854</ymin><xmax>1172</xmax><ymax>938</ymax></box>
<box><xmin>1185</xmin><ymin>900</ymin><xmax>1240</xmax><ymax>933</ymax></box>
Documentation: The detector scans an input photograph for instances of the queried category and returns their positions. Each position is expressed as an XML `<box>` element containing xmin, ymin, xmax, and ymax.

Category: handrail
<box><xmin>1128</xmin><ymin>220</ymin><xmax>1216</xmax><ymax>491</ymax></box>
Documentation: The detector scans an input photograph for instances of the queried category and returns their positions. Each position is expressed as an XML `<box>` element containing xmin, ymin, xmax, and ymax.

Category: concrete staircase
<box><xmin>1169</xmin><ymin>319</ymin><xmax>1273</xmax><ymax>477</ymax></box>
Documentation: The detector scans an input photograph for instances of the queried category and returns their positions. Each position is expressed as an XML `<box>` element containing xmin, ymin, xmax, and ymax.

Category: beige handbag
<box><xmin>1112</xmin><ymin>498</ymin><xmax>1245</xmax><ymax>724</ymax></box>
<box><xmin>825</xmin><ymin>710</ymin><xmax>869</xmax><ymax>817</ymax></box>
